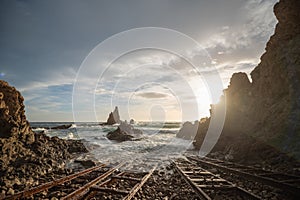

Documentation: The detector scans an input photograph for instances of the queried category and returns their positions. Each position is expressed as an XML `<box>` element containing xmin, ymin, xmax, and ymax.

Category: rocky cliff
<box><xmin>0</xmin><ymin>80</ymin><xmax>87</xmax><ymax>196</ymax></box>
<box><xmin>194</xmin><ymin>0</ymin><xmax>300</xmax><ymax>161</ymax></box>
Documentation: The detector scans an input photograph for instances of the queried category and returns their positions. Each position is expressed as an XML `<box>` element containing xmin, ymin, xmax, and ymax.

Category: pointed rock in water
<box><xmin>106</xmin><ymin>106</ymin><xmax>121</xmax><ymax>125</ymax></box>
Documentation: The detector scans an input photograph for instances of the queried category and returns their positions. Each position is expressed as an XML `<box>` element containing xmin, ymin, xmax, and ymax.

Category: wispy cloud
<box><xmin>136</xmin><ymin>92</ymin><xmax>169</xmax><ymax>99</ymax></box>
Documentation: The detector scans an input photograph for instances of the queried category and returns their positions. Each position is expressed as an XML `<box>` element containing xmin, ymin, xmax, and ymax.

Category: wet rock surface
<box><xmin>0</xmin><ymin>80</ymin><xmax>88</xmax><ymax>197</ymax></box>
<box><xmin>107</xmin><ymin>127</ymin><xmax>134</xmax><ymax>142</ymax></box>
<box><xmin>107</xmin><ymin>121</ymin><xmax>143</xmax><ymax>142</ymax></box>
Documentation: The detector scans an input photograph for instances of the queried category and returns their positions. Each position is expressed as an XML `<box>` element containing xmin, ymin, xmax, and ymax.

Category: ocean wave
<box><xmin>62</xmin><ymin>132</ymin><xmax>75</xmax><ymax>140</ymax></box>
<box><xmin>69</xmin><ymin>124</ymin><xmax>77</xmax><ymax>128</ymax></box>
<box><xmin>101</xmin><ymin>127</ymin><xmax>117</xmax><ymax>132</ymax></box>
<box><xmin>32</xmin><ymin>127</ymin><xmax>47</xmax><ymax>132</ymax></box>
<box><xmin>136</xmin><ymin>121</ymin><xmax>181</xmax><ymax>129</ymax></box>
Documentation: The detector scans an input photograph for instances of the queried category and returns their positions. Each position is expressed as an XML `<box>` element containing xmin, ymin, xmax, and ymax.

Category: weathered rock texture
<box><xmin>0</xmin><ymin>81</ymin><xmax>34</xmax><ymax>143</ymax></box>
<box><xmin>0</xmin><ymin>80</ymin><xmax>87</xmax><ymax>196</ymax></box>
<box><xmin>194</xmin><ymin>0</ymin><xmax>300</xmax><ymax>161</ymax></box>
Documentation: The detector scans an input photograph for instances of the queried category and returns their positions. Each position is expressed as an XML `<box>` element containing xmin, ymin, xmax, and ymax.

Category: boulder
<box><xmin>107</xmin><ymin>127</ymin><xmax>134</xmax><ymax>142</ymax></box>
<box><xmin>107</xmin><ymin>121</ymin><xmax>143</xmax><ymax>142</ymax></box>
<box><xmin>74</xmin><ymin>159</ymin><xmax>96</xmax><ymax>168</ymax></box>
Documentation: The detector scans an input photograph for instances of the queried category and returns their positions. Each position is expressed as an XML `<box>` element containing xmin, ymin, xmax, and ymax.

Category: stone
<box><xmin>6</xmin><ymin>188</ymin><xmax>14</xmax><ymax>195</ymax></box>
<box><xmin>74</xmin><ymin>159</ymin><xmax>96</xmax><ymax>168</ymax></box>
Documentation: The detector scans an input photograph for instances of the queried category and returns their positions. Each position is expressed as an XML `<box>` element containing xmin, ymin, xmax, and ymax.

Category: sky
<box><xmin>0</xmin><ymin>0</ymin><xmax>278</xmax><ymax>122</ymax></box>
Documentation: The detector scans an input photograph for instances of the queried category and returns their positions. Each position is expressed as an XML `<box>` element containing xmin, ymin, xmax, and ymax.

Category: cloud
<box><xmin>136</xmin><ymin>92</ymin><xmax>169</xmax><ymax>99</ymax></box>
<box><xmin>0</xmin><ymin>0</ymin><xmax>278</xmax><ymax>121</ymax></box>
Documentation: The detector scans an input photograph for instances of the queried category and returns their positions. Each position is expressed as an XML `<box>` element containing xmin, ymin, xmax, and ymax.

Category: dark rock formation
<box><xmin>107</xmin><ymin>121</ymin><xmax>143</xmax><ymax>142</ymax></box>
<box><xmin>0</xmin><ymin>80</ymin><xmax>87</xmax><ymax>196</ymax></box>
<box><xmin>194</xmin><ymin>0</ymin><xmax>300</xmax><ymax>161</ymax></box>
<box><xmin>176</xmin><ymin>121</ymin><xmax>198</xmax><ymax>140</ymax></box>
<box><xmin>52</xmin><ymin>124</ymin><xmax>72</xmax><ymax>129</ymax></box>
<box><xmin>107</xmin><ymin>127</ymin><xmax>134</xmax><ymax>142</ymax></box>
<box><xmin>74</xmin><ymin>159</ymin><xmax>96</xmax><ymax>168</ymax></box>
<box><xmin>106</xmin><ymin>106</ymin><xmax>121</xmax><ymax>125</ymax></box>
<box><xmin>130</xmin><ymin>119</ymin><xmax>135</xmax><ymax>124</ymax></box>
<box><xmin>0</xmin><ymin>81</ymin><xmax>34</xmax><ymax>143</ymax></box>
<box><xmin>31</xmin><ymin>124</ymin><xmax>73</xmax><ymax>130</ymax></box>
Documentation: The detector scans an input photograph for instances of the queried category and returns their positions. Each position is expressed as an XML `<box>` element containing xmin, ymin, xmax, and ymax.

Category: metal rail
<box><xmin>173</xmin><ymin>159</ymin><xmax>261</xmax><ymax>200</ymax></box>
<box><xmin>187</xmin><ymin>156</ymin><xmax>300</xmax><ymax>198</ymax></box>
<box><xmin>173</xmin><ymin>161</ymin><xmax>211</xmax><ymax>200</ymax></box>
<box><xmin>3</xmin><ymin>163</ymin><xmax>107</xmax><ymax>200</ymax></box>
<box><xmin>83</xmin><ymin>165</ymin><xmax>156</xmax><ymax>200</ymax></box>
<box><xmin>123</xmin><ymin>165</ymin><xmax>156</xmax><ymax>200</ymax></box>
<box><xmin>82</xmin><ymin>172</ymin><xmax>126</xmax><ymax>200</ymax></box>
<box><xmin>61</xmin><ymin>162</ymin><xmax>125</xmax><ymax>200</ymax></box>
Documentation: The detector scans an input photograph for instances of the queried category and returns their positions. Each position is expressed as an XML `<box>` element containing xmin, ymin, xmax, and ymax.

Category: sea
<box><xmin>30</xmin><ymin>122</ymin><xmax>194</xmax><ymax>171</ymax></box>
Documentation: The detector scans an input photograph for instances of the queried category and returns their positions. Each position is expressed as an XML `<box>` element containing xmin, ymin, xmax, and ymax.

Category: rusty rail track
<box><xmin>61</xmin><ymin>162</ymin><xmax>125</xmax><ymax>200</ymax></box>
<box><xmin>3</xmin><ymin>163</ymin><xmax>107</xmax><ymax>200</ymax></box>
<box><xmin>172</xmin><ymin>158</ymin><xmax>261</xmax><ymax>200</ymax></box>
<box><xmin>4</xmin><ymin>162</ymin><xmax>155</xmax><ymax>200</ymax></box>
<box><xmin>82</xmin><ymin>164</ymin><xmax>157</xmax><ymax>200</ymax></box>
<box><xmin>187</xmin><ymin>155</ymin><xmax>300</xmax><ymax>198</ymax></box>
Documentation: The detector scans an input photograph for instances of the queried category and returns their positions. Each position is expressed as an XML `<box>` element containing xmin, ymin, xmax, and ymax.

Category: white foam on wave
<box><xmin>70</xmin><ymin>124</ymin><xmax>77</xmax><ymax>128</ymax></box>
<box><xmin>32</xmin><ymin>127</ymin><xmax>47</xmax><ymax>132</ymax></box>
<box><xmin>63</xmin><ymin>132</ymin><xmax>74</xmax><ymax>140</ymax></box>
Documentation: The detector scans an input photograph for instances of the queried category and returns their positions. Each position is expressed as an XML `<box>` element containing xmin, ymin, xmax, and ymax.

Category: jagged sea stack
<box><xmin>106</xmin><ymin>106</ymin><xmax>121</xmax><ymax>125</ymax></box>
